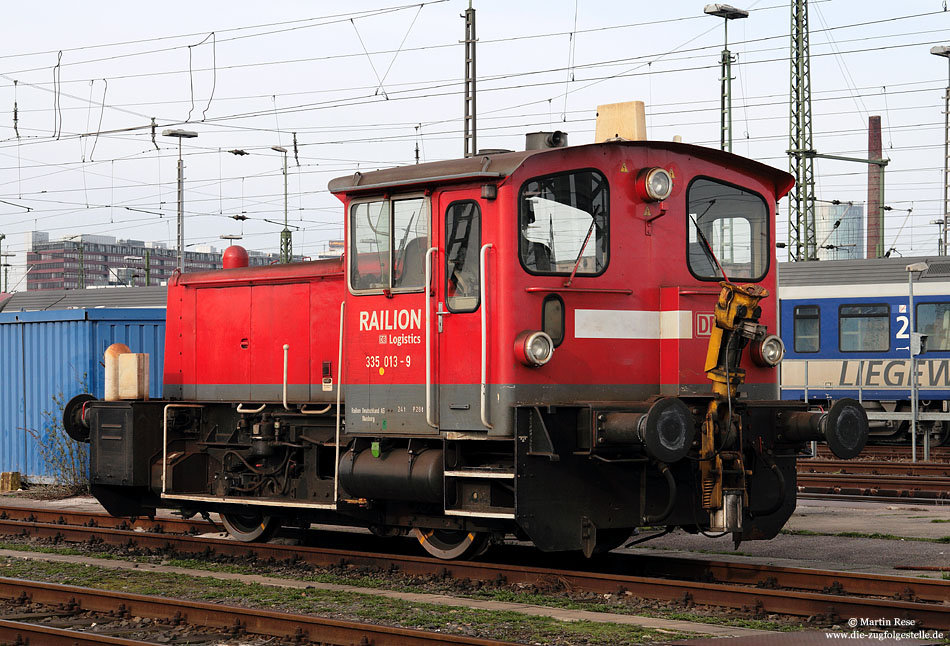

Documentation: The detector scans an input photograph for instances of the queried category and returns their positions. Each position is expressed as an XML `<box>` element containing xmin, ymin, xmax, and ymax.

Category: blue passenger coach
<box><xmin>779</xmin><ymin>256</ymin><xmax>950</xmax><ymax>445</ymax></box>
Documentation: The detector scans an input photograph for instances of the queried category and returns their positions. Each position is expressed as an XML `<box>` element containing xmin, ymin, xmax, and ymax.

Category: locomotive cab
<box><xmin>69</xmin><ymin>135</ymin><xmax>869</xmax><ymax>559</ymax></box>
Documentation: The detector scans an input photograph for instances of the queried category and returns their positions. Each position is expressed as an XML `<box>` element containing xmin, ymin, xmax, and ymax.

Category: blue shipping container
<box><xmin>0</xmin><ymin>308</ymin><xmax>165</xmax><ymax>478</ymax></box>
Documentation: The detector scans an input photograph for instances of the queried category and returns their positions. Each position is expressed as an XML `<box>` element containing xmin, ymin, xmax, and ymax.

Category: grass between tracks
<box><xmin>0</xmin><ymin>538</ymin><xmax>800</xmax><ymax>641</ymax></box>
<box><xmin>0</xmin><ymin>556</ymin><xmax>701</xmax><ymax>645</ymax></box>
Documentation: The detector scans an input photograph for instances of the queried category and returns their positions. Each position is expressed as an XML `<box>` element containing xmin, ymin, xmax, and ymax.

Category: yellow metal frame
<box><xmin>700</xmin><ymin>282</ymin><xmax>769</xmax><ymax>511</ymax></box>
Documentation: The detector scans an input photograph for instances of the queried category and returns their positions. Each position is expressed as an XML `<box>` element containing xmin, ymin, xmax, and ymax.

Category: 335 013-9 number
<box><xmin>365</xmin><ymin>355</ymin><xmax>412</xmax><ymax>368</ymax></box>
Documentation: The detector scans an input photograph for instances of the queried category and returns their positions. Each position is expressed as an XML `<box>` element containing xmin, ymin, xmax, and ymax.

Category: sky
<box><xmin>0</xmin><ymin>0</ymin><xmax>948</xmax><ymax>290</ymax></box>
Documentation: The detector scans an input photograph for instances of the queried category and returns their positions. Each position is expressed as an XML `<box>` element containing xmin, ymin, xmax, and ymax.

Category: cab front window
<box><xmin>687</xmin><ymin>178</ymin><xmax>768</xmax><ymax>282</ymax></box>
<box><xmin>519</xmin><ymin>169</ymin><xmax>608</xmax><ymax>276</ymax></box>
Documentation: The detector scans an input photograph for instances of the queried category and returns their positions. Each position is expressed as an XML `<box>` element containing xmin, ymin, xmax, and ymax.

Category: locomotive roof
<box><xmin>780</xmin><ymin>255</ymin><xmax>950</xmax><ymax>287</ymax></box>
<box><xmin>171</xmin><ymin>255</ymin><xmax>344</xmax><ymax>287</ymax></box>
<box><xmin>328</xmin><ymin>140</ymin><xmax>794</xmax><ymax>197</ymax></box>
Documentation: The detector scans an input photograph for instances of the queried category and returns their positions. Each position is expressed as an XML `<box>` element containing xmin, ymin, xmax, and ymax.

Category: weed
<box><xmin>24</xmin><ymin>378</ymin><xmax>90</xmax><ymax>493</ymax></box>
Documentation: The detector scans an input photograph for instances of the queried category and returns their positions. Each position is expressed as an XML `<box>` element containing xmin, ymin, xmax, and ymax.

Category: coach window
<box><xmin>445</xmin><ymin>200</ymin><xmax>480</xmax><ymax>312</ymax></box>
<box><xmin>794</xmin><ymin>305</ymin><xmax>820</xmax><ymax>353</ymax></box>
<box><xmin>917</xmin><ymin>302</ymin><xmax>950</xmax><ymax>352</ymax></box>
<box><xmin>839</xmin><ymin>304</ymin><xmax>889</xmax><ymax>352</ymax></box>
<box><xmin>687</xmin><ymin>178</ymin><xmax>768</xmax><ymax>282</ymax></box>
<box><xmin>349</xmin><ymin>196</ymin><xmax>428</xmax><ymax>292</ymax></box>
<box><xmin>519</xmin><ymin>169</ymin><xmax>608</xmax><ymax>275</ymax></box>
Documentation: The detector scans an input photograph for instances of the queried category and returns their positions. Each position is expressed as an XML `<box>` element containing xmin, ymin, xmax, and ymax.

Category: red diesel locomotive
<box><xmin>67</xmin><ymin>135</ymin><xmax>868</xmax><ymax>559</ymax></box>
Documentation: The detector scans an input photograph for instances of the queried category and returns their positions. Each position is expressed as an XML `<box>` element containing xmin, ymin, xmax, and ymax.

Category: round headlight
<box><xmin>514</xmin><ymin>330</ymin><xmax>554</xmax><ymax>367</ymax></box>
<box><xmin>638</xmin><ymin>168</ymin><xmax>673</xmax><ymax>202</ymax></box>
<box><xmin>751</xmin><ymin>334</ymin><xmax>785</xmax><ymax>367</ymax></box>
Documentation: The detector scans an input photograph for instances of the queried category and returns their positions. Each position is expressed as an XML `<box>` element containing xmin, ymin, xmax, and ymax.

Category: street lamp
<box><xmin>931</xmin><ymin>45</ymin><xmax>950</xmax><ymax>256</ymax></box>
<box><xmin>271</xmin><ymin>145</ymin><xmax>291</xmax><ymax>264</ymax></box>
<box><xmin>906</xmin><ymin>261</ymin><xmax>929</xmax><ymax>462</ymax></box>
<box><xmin>162</xmin><ymin>128</ymin><xmax>198</xmax><ymax>272</ymax></box>
<box><xmin>704</xmin><ymin>3</ymin><xmax>749</xmax><ymax>153</ymax></box>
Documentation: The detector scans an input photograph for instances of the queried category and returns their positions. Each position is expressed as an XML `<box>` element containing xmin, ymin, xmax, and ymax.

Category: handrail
<box><xmin>333</xmin><ymin>301</ymin><xmax>344</xmax><ymax>508</ymax></box>
<box><xmin>299</xmin><ymin>404</ymin><xmax>332</xmax><ymax>415</ymax></box>
<box><xmin>424</xmin><ymin>247</ymin><xmax>438</xmax><ymax>429</ymax></box>
<box><xmin>523</xmin><ymin>286</ymin><xmax>633</xmax><ymax>294</ymax></box>
<box><xmin>282</xmin><ymin>344</ymin><xmax>291</xmax><ymax>410</ymax></box>
<box><xmin>480</xmin><ymin>243</ymin><xmax>493</xmax><ymax>429</ymax></box>
<box><xmin>236</xmin><ymin>403</ymin><xmax>265</xmax><ymax>414</ymax></box>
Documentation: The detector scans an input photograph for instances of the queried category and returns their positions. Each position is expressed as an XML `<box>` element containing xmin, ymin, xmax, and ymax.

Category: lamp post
<box><xmin>906</xmin><ymin>261</ymin><xmax>929</xmax><ymax>462</ymax></box>
<box><xmin>271</xmin><ymin>145</ymin><xmax>291</xmax><ymax>263</ymax></box>
<box><xmin>162</xmin><ymin>128</ymin><xmax>198</xmax><ymax>272</ymax></box>
<box><xmin>932</xmin><ymin>46</ymin><xmax>950</xmax><ymax>256</ymax></box>
<box><xmin>704</xmin><ymin>4</ymin><xmax>749</xmax><ymax>153</ymax></box>
<box><xmin>0</xmin><ymin>233</ymin><xmax>5</xmax><ymax>292</ymax></box>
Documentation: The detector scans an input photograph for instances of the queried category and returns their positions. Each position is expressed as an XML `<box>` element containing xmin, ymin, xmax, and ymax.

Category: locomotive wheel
<box><xmin>412</xmin><ymin>528</ymin><xmax>489</xmax><ymax>560</ymax></box>
<box><xmin>220</xmin><ymin>511</ymin><xmax>280</xmax><ymax>542</ymax></box>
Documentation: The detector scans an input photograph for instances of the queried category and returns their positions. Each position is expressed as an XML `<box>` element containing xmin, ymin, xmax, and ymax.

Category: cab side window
<box><xmin>445</xmin><ymin>201</ymin><xmax>481</xmax><ymax>312</ymax></box>
<box><xmin>349</xmin><ymin>197</ymin><xmax>427</xmax><ymax>292</ymax></box>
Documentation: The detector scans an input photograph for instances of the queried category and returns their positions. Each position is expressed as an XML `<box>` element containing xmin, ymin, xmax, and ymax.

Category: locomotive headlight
<box><xmin>751</xmin><ymin>334</ymin><xmax>785</xmax><ymax>367</ymax></box>
<box><xmin>514</xmin><ymin>330</ymin><xmax>554</xmax><ymax>367</ymax></box>
<box><xmin>637</xmin><ymin>167</ymin><xmax>674</xmax><ymax>202</ymax></box>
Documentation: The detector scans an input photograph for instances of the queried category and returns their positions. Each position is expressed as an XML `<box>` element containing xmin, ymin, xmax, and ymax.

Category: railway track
<box><xmin>797</xmin><ymin>454</ymin><xmax>950</xmax><ymax>503</ymax></box>
<box><xmin>799</xmin><ymin>459</ymin><xmax>950</xmax><ymax>478</ymax></box>
<box><xmin>0</xmin><ymin>504</ymin><xmax>219</xmax><ymax>535</ymax></box>
<box><xmin>0</xmin><ymin>505</ymin><xmax>946</xmax><ymax>630</ymax></box>
<box><xmin>0</xmin><ymin>576</ymin><xmax>518</xmax><ymax>646</ymax></box>
<box><xmin>797</xmin><ymin>471</ymin><xmax>949</xmax><ymax>502</ymax></box>
<box><xmin>812</xmin><ymin>445</ymin><xmax>950</xmax><ymax>462</ymax></box>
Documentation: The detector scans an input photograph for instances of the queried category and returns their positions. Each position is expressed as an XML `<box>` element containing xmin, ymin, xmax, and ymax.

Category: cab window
<box><xmin>687</xmin><ymin>178</ymin><xmax>768</xmax><ymax>282</ymax></box>
<box><xmin>445</xmin><ymin>200</ymin><xmax>480</xmax><ymax>312</ymax></box>
<box><xmin>519</xmin><ymin>169</ymin><xmax>608</xmax><ymax>275</ymax></box>
<box><xmin>350</xmin><ymin>196</ymin><xmax>428</xmax><ymax>292</ymax></box>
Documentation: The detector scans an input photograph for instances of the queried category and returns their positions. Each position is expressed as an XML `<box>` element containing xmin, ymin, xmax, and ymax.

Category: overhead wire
<box><xmin>0</xmin><ymin>2</ymin><xmax>451</xmax><ymax>77</ymax></box>
<box><xmin>0</xmin><ymin>4</ymin><xmax>945</xmax><ymax>263</ymax></box>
